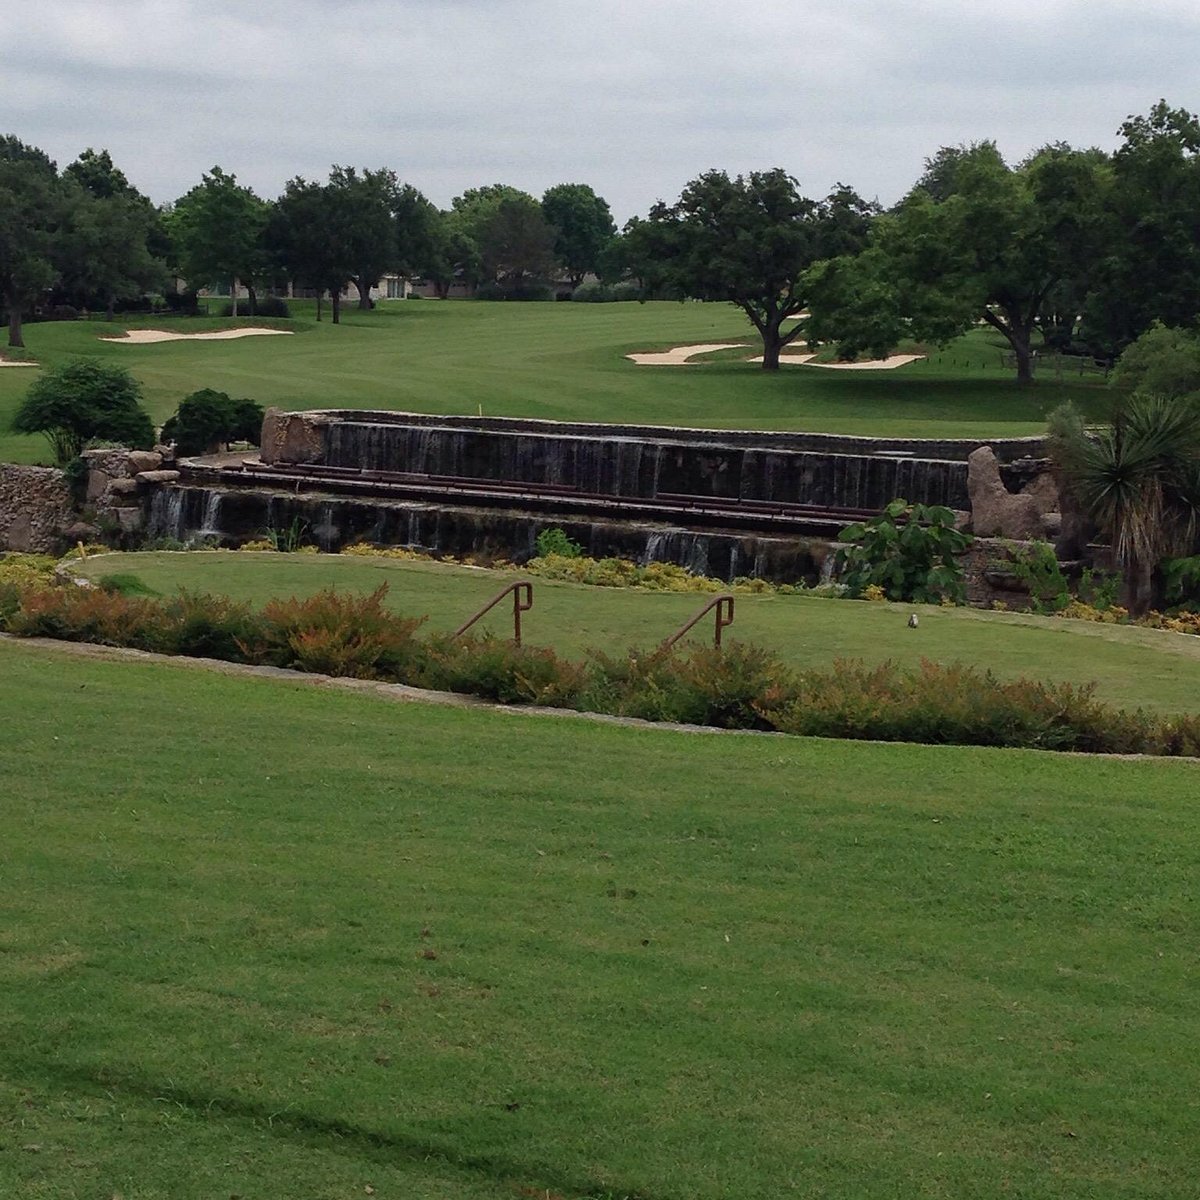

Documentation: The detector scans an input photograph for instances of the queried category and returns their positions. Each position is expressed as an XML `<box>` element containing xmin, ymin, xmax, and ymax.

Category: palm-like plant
<box><xmin>1050</xmin><ymin>396</ymin><xmax>1200</xmax><ymax>612</ymax></box>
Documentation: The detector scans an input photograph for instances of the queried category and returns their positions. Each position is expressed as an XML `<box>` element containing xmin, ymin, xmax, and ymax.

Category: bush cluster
<box><xmin>217</xmin><ymin>296</ymin><xmax>290</xmax><ymax>318</ymax></box>
<box><xmin>3</xmin><ymin>578</ymin><xmax>1198</xmax><ymax>757</ymax></box>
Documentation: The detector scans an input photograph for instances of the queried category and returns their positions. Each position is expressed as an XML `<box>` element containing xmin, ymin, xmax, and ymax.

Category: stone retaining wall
<box><xmin>0</xmin><ymin>464</ymin><xmax>74</xmax><ymax>552</ymax></box>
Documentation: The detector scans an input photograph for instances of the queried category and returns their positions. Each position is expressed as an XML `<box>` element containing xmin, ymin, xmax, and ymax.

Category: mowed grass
<box><xmin>0</xmin><ymin>301</ymin><xmax>1114</xmax><ymax>464</ymax></box>
<box><xmin>74</xmin><ymin>550</ymin><xmax>1200</xmax><ymax>716</ymax></box>
<box><xmin>2</xmin><ymin>637</ymin><xmax>1199</xmax><ymax>1198</ymax></box>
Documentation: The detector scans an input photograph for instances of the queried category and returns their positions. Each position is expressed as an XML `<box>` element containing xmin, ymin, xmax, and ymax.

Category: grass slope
<box><xmin>75</xmin><ymin>550</ymin><xmax>1200</xmax><ymax>715</ymax></box>
<box><xmin>0</xmin><ymin>302</ymin><xmax>1112</xmax><ymax>463</ymax></box>
<box><xmin>2</xmin><ymin>637</ymin><xmax>1199</xmax><ymax>1198</ymax></box>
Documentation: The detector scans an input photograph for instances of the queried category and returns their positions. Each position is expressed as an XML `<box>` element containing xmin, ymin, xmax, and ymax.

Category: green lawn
<box><xmin>0</xmin><ymin>301</ymin><xmax>1114</xmax><ymax>464</ymax></box>
<box><xmin>3</xmin><ymin>636</ymin><xmax>1199</xmax><ymax>1198</ymax></box>
<box><xmin>73</xmin><ymin>550</ymin><xmax>1200</xmax><ymax>715</ymax></box>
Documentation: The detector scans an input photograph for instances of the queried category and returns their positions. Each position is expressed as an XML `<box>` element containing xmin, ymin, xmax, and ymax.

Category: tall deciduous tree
<box><xmin>0</xmin><ymin>137</ymin><xmax>63</xmax><ymax>348</ymax></box>
<box><xmin>328</xmin><ymin>165</ymin><xmax>402</xmax><ymax>309</ymax></box>
<box><xmin>267</xmin><ymin>178</ymin><xmax>354</xmax><ymax>323</ymax></box>
<box><xmin>808</xmin><ymin>142</ymin><xmax>1110</xmax><ymax>384</ymax></box>
<box><xmin>1082</xmin><ymin>101</ymin><xmax>1200</xmax><ymax>356</ymax></box>
<box><xmin>61</xmin><ymin>148</ymin><xmax>165</xmax><ymax>319</ymax></box>
<box><xmin>479</xmin><ymin>195</ymin><xmax>558</xmax><ymax>295</ymax></box>
<box><xmin>541</xmin><ymin>183</ymin><xmax>616</xmax><ymax>287</ymax></box>
<box><xmin>169</xmin><ymin>167</ymin><xmax>268</xmax><ymax>316</ymax></box>
<box><xmin>635</xmin><ymin>169</ymin><xmax>875</xmax><ymax>369</ymax></box>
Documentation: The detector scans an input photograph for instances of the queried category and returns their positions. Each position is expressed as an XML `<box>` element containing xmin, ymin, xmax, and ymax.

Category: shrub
<box><xmin>218</xmin><ymin>296</ymin><xmax>290</xmax><ymax>318</ymax></box>
<box><xmin>10</xmin><ymin>358</ymin><xmax>154</xmax><ymax>464</ymax></box>
<box><xmin>248</xmin><ymin>585</ymin><xmax>426</xmax><ymax>679</ymax></box>
<box><xmin>162</xmin><ymin>591</ymin><xmax>263</xmax><ymax>661</ymax></box>
<box><xmin>0</xmin><ymin>554</ymin><xmax>58</xmax><ymax>588</ymax></box>
<box><xmin>535</xmin><ymin>527</ymin><xmax>583</xmax><ymax>558</ymax></box>
<box><xmin>161</xmin><ymin>388</ymin><xmax>264</xmax><ymax>455</ymax></box>
<box><xmin>7</xmin><ymin>585</ymin><xmax>169</xmax><ymax>651</ymax></box>
<box><xmin>1006</xmin><ymin>540</ymin><xmax>1071</xmax><ymax>612</ymax></box>
<box><xmin>570</xmin><ymin>281</ymin><xmax>615</xmax><ymax>302</ymax></box>
<box><xmin>836</xmin><ymin>500</ymin><xmax>972</xmax><ymax>604</ymax></box>
<box><xmin>421</xmin><ymin>634</ymin><xmax>586</xmax><ymax>706</ymax></box>
<box><xmin>1163</xmin><ymin>557</ymin><xmax>1200</xmax><ymax>607</ymax></box>
<box><xmin>761</xmin><ymin>658</ymin><xmax>1163</xmax><ymax>754</ymax></box>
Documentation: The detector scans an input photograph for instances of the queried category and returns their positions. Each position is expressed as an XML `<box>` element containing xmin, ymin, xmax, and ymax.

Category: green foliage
<box><xmin>636</xmin><ymin>169</ymin><xmax>877</xmax><ymax>368</ymax></box>
<box><xmin>168</xmin><ymin>166</ymin><xmax>268</xmax><ymax>309</ymax></box>
<box><xmin>1050</xmin><ymin>395</ymin><xmax>1200</xmax><ymax>611</ymax></box>
<box><xmin>96</xmin><ymin>572</ymin><xmax>160</xmax><ymax>597</ymax></box>
<box><xmin>1111</xmin><ymin>322</ymin><xmax>1200</xmax><ymax>400</ymax></box>
<box><xmin>421</xmin><ymin>633</ymin><xmax>586</xmax><ymax>705</ymax></box>
<box><xmin>1163</xmin><ymin>556</ymin><xmax>1200</xmax><ymax>607</ymax></box>
<box><xmin>1005</xmin><ymin>540</ymin><xmax>1071</xmax><ymax>612</ymax></box>
<box><xmin>836</xmin><ymin>499</ymin><xmax>972</xmax><ymax>603</ymax></box>
<box><xmin>161</xmin><ymin>388</ymin><xmax>264</xmax><ymax>455</ymax></box>
<box><xmin>10</xmin><ymin>357</ymin><xmax>153</xmax><ymax>463</ymax></box>
<box><xmin>535</xmin><ymin>527</ymin><xmax>583</xmax><ymax>558</ymax></box>
<box><xmin>541</xmin><ymin>182</ymin><xmax>616</xmax><ymax>285</ymax></box>
<box><xmin>763</xmin><ymin>658</ymin><xmax>1166</xmax><ymax>754</ymax></box>
<box><xmin>218</xmin><ymin>295</ymin><xmax>290</xmax><ymax>318</ymax></box>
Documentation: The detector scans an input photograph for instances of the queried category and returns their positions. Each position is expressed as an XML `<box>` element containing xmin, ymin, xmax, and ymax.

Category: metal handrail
<box><xmin>452</xmin><ymin>580</ymin><xmax>534</xmax><ymax>645</ymax></box>
<box><xmin>662</xmin><ymin>593</ymin><xmax>735</xmax><ymax>650</ymax></box>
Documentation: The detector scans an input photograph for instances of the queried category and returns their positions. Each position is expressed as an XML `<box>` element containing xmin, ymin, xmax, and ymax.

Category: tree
<box><xmin>11</xmin><ymin>358</ymin><xmax>154</xmax><ymax>463</ymax></box>
<box><xmin>328</xmin><ymin>166</ymin><xmax>402</xmax><ymax>310</ymax></box>
<box><xmin>479</xmin><ymin>195</ymin><xmax>558</xmax><ymax>295</ymax></box>
<box><xmin>0</xmin><ymin>137</ymin><xmax>64</xmax><ymax>347</ymax></box>
<box><xmin>1111</xmin><ymin>322</ymin><xmax>1200</xmax><ymax>400</ymax></box>
<box><xmin>160</xmin><ymin>388</ymin><xmax>264</xmax><ymax>455</ymax></box>
<box><xmin>541</xmin><ymin>183</ymin><xmax>616</xmax><ymax>287</ymax></box>
<box><xmin>393</xmin><ymin>184</ymin><xmax>439</xmax><ymax>278</ymax></box>
<box><xmin>449</xmin><ymin>185</ymin><xmax>538</xmax><ymax>291</ymax></box>
<box><xmin>808</xmin><ymin>142</ymin><xmax>1111</xmax><ymax>385</ymax></box>
<box><xmin>635</xmin><ymin>170</ymin><xmax>875</xmax><ymax>369</ymax></box>
<box><xmin>61</xmin><ymin>149</ymin><xmax>166</xmax><ymax>319</ymax></box>
<box><xmin>169</xmin><ymin>167</ymin><xmax>268</xmax><ymax>316</ymax></box>
<box><xmin>266</xmin><ymin>178</ymin><xmax>355</xmax><ymax>323</ymax></box>
<box><xmin>1082</xmin><ymin>102</ymin><xmax>1200</xmax><ymax>355</ymax></box>
<box><xmin>1050</xmin><ymin>395</ymin><xmax>1200</xmax><ymax>612</ymax></box>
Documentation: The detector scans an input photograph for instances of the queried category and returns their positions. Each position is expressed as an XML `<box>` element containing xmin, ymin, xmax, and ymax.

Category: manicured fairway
<box><xmin>0</xmin><ymin>302</ymin><xmax>1112</xmax><ymax>463</ymax></box>
<box><xmin>2</xmin><ymin>637</ymin><xmax>1199</xmax><ymax>1199</ymax></box>
<box><xmin>75</xmin><ymin>550</ymin><xmax>1200</xmax><ymax>715</ymax></box>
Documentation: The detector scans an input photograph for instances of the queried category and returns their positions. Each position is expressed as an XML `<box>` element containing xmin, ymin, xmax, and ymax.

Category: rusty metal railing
<box><xmin>452</xmin><ymin>581</ymin><xmax>534</xmax><ymax>645</ymax></box>
<box><xmin>662</xmin><ymin>593</ymin><xmax>735</xmax><ymax>650</ymax></box>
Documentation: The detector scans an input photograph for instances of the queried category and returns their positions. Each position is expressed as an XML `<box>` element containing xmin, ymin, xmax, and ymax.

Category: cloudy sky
<box><xmin>2</xmin><ymin>0</ymin><xmax>1197</xmax><ymax>220</ymax></box>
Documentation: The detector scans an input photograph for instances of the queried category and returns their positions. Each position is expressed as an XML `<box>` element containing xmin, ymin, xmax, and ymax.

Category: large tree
<box><xmin>541</xmin><ymin>183</ymin><xmax>615</xmax><ymax>287</ymax></box>
<box><xmin>634</xmin><ymin>169</ymin><xmax>876</xmax><ymax>369</ymax></box>
<box><xmin>169</xmin><ymin>167</ymin><xmax>268</xmax><ymax>316</ymax></box>
<box><xmin>328</xmin><ymin>165</ymin><xmax>402</xmax><ymax>310</ymax></box>
<box><xmin>1082</xmin><ymin>101</ymin><xmax>1200</xmax><ymax>356</ymax></box>
<box><xmin>808</xmin><ymin>142</ymin><xmax>1111</xmax><ymax>384</ymax></box>
<box><xmin>61</xmin><ymin>149</ymin><xmax>165</xmax><ymax>320</ymax></box>
<box><xmin>0</xmin><ymin>137</ymin><xmax>64</xmax><ymax>348</ymax></box>
<box><xmin>479</xmin><ymin>195</ymin><xmax>559</xmax><ymax>295</ymax></box>
<box><xmin>266</xmin><ymin>178</ymin><xmax>355</xmax><ymax>323</ymax></box>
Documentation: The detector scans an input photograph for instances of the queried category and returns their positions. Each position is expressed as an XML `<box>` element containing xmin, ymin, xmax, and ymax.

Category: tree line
<box><xmin>3</xmin><ymin>100</ymin><xmax>1199</xmax><ymax>382</ymax></box>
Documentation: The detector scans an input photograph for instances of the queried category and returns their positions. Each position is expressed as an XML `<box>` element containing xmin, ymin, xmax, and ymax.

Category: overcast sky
<box><xmin>2</xmin><ymin>0</ymin><xmax>1197</xmax><ymax>221</ymax></box>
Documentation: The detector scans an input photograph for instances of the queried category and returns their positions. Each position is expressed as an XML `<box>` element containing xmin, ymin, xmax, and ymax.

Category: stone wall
<box><xmin>0</xmin><ymin>464</ymin><xmax>75</xmax><ymax>552</ymax></box>
<box><xmin>81</xmin><ymin>446</ymin><xmax>179</xmax><ymax>540</ymax></box>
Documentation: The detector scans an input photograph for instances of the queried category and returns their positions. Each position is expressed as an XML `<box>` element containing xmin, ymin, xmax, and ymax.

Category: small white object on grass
<box><xmin>908</xmin><ymin>613</ymin><xmax>919</xmax><ymax>628</ymax></box>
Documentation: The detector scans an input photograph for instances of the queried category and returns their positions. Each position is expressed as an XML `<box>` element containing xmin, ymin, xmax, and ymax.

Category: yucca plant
<box><xmin>1050</xmin><ymin>396</ymin><xmax>1200</xmax><ymax>612</ymax></box>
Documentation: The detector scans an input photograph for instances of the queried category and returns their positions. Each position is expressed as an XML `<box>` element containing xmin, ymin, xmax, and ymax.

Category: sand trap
<box><xmin>746</xmin><ymin>353</ymin><xmax>817</xmax><ymax>366</ymax></box>
<box><xmin>626</xmin><ymin>342</ymin><xmax>749</xmax><ymax>366</ymax></box>
<box><xmin>0</xmin><ymin>357</ymin><xmax>38</xmax><ymax>367</ymax></box>
<box><xmin>99</xmin><ymin>328</ymin><xmax>294</xmax><ymax>345</ymax></box>
<box><xmin>803</xmin><ymin>354</ymin><xmax>925</xmax><ymax>370</ymax></box>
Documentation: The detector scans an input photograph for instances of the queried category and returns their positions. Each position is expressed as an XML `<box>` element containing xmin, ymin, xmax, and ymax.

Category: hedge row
<box><xmin>2</xmin><ymin>580</ymin><xmax>1197</xmax><ymax>757</ymax></box>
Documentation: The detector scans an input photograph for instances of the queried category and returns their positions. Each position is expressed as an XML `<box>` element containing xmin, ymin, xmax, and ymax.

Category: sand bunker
<box><xmin>626</xmin><ymin>342</ymin><xmax>750</xmax><ymax>366</ymax></box>
<box><xmin>745</xmin><ymin>353</ymin><xmax>817</xmax><ymax>366</ymax></box>
<box><xmin>804</xmin><ymin>354</ymin><xmax>925</xmax><ymax>370</ymax></box>
<box><xmin>0</xmin><ymin>357</ymin><xmax>38</xmax><ymax>367</ymax></box>
<box><xmin>99</xmin><ymin>328</ymin><xmax>294</xmax><ymax>345</ymax></box>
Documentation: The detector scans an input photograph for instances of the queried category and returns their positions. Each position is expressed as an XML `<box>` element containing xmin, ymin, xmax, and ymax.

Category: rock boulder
<box><xmin>967</xmin><ymin>446</ymin><xmax>1047</xmax><ymax>539</ymax></box>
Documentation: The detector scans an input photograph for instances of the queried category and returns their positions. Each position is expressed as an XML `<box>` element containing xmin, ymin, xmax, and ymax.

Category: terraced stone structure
<box><xmin>150</xmin><ymin>409</ymin><xmax>1049</xmax><ymax>583</ymax></box>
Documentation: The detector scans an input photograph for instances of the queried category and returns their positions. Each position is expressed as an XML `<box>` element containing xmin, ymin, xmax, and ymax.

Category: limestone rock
<box><xmin>1020</xmin><ymin>471</ymin><xmax>1060</xmax><ymax>516</ymax></box>
<box><xmin>260</xmin><ymin>408</ymin><xmax>326</xmax><ymax>465</ymax></box>
<box><xmin>127</xmin><ymin>450</ymin><xmax>163</xmax><ymax>475</ymax></box>
<box><xmin>86</xmin><ymin>469</ymin><xmax>112</xmax><ymax>502</ymax></box>
<box><xmin>107</xmin><ymin>477</ymin><xmax>140</xmax><ymax>496</ymax></box>
<box><xmin>62</xmin><ymin>521</ymin><xmax>100</xmax><ymax>541</ymax></box>
<box><xmin>135</xmin><ymin>469</ymin><xmax>181</xmax><ymax>484</ymax></box>
<box><xmin>114</xmin><ymin>508</ymin><xmax>144</xmax><ymax>534</ymax></box>
<box><xmin>967</xmin><ymin>446</ymin><xmax>1046</xmax><ymax>539</ymax></box>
